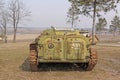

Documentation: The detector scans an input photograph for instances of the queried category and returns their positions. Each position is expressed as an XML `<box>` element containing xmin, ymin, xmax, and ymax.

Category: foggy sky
<box><xmin>22</xmin><ymin>0</ymin><xmax>120</xmax><ymax>29</ymax></box>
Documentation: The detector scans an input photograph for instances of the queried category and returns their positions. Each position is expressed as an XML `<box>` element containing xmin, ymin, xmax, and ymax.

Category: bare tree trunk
<box><xmin>92</xmin><ymin>0</ymin><xmax>96</xmax><ymax>45</ymax></box>
<box><xmin>13</xmin><ymin>28</ymin><xmax>17</xmax><ymax>43</ymax></box>
<box><xmin>13</xmin><ymin>19</ymin><xmax>17</xmax><ymax>42</ymax></box>
<box><xmin>4</xmin><ymin>25</ymin><xmax>7</xmax><ymax>43</ymax></box>
<box><xmin>72</xmin><ymin>16</ymin><xmax>74</xmax><ymax>28</ymax></box>
<box><xmin>71</xmin><ymin>4</ymin><xmax>75</xmax><ymax>28</ymax></box>
<box><xmin>0</xmin><ymin>26</ymin><xmax>3</xmax><ymax>35</ymax></box>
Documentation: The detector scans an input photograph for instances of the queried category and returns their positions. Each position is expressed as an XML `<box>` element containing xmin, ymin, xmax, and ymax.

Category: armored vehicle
<box><xmin>29</xmin><ymin>27</ymin><xmax>97</xmax><ymax>71</ymax></box>
<box><xmin>80</xmin><ymin>31</ymin><xmax>99</xmax><ymax>45</ymax></box>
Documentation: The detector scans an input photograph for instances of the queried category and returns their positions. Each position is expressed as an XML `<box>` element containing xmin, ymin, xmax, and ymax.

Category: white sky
<box><xmin>22</xmin><ymin>0</ymin><xmax>70</xmax><ymax>28</ymax></box>
<box><xmin>17</xmin><ymin>0</ymin><xmax>120</xmax><ymax>28</ymax></box>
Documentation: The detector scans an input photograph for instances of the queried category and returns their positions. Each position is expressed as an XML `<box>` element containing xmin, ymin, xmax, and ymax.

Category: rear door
<box><xmin>53</xmin><ymin>38</ymin><xmax>64</xmax><ymax>60</ymax></box>
<box><xmin>43</xmin><ymin>37</ymin><xmax>64</xmax><ymax>60</ymax></box>
<box><xmin>66</xmin><ymin>38</ymin><xmax>83</xmax><ymax>60</ymax></box>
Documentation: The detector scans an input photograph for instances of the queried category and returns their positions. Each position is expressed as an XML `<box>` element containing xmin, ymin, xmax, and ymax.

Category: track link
<box><xmin>80</xmin><ymin>48</ymin><xmax>97</xmax><ymax>71</ymax></box>
<box><xmin>29</xmin><ymin>43</ymin><xmax>38</xmax><ymax>71</ymax></box>
<box><xmin>86</xmin><ymin>48</ymin><xmax>97</xmax><ymax>70</ymax></box>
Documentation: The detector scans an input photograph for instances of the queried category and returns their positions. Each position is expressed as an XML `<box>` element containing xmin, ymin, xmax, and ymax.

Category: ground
<box><xmin>0</xmin><ymin>34</ymin><xmax>120</xmax><ymax>80</ymax></box>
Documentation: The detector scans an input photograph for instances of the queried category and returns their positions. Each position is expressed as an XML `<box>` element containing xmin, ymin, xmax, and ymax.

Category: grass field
<box><xmin>0</xmin><ymin>40</ymin><xmax>120</xmax><ymax>80</ymax></box>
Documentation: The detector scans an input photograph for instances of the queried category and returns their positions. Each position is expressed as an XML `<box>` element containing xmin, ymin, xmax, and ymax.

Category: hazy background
<box><xmin>22</xmin><ymin>0</ymin><xmax>70</xmax><ymax>28</ymax></box>
<box><xmin>3</xmin><ymin>0</ymin><xmax>119</xmax><ymax>29</ymax></box>
<box><xmin>22</xmin><ymin>0</ymin><xmax>120</xmax><ymax>29</ymax></box>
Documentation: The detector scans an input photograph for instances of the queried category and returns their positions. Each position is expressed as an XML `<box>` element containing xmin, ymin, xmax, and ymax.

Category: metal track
<box><xmin>29</xmin><ymin>43</ymin><xmax>38</xmax><ymax>71</ymax></box>
<box><xmin>86</xmin><ymin>48</ymin><xmax>97</xmax><ymax>71</ymax></box>
<box><xmin>80</xmin><ymin>48</ymin><xmax>97</xmax><ymax>71</ymax></box>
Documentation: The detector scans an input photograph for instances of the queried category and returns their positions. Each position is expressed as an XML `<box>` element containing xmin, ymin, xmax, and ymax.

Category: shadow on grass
<box><xmin>19</xmin><ymin>57</ymin><xmax>31</xmax><ymax>72</ymax></box>
<box><xmin>20</xmin><ymin>58</ymin><xmax>84</xmax><ymax>72</ymax></box>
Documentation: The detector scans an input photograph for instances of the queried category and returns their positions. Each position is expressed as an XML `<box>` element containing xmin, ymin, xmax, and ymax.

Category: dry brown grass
<box><xmin>0</xmin><ymin>34</ymin><xmax>120</xmax><ymax>80</ymax></box>
<box><xmin>7</xmin><ymin>34</ymin><xmax>40</xmax><ymax>41</ymax></box>
<box><xmin>97</xmin><ymin>34</ymin><xmax>120</xmax><ymax>43</ymax></box>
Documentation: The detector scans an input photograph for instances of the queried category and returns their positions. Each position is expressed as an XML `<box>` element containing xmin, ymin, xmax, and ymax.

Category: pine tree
<box><xmin>110</xmin><ymin>15</ymin><xmax>120</xmax><ymax>37</ymax></box>
<box><xmin>96</xmin><ymin>18</ymin><xmax>107</xmax><ymax>32</ymax></box>
<box><xmin>68</xmin><ymin>0</ymin><xmax>119</xmax><ymax>44</ymax></box>
<box><xmin>67</xmin><ymin>0</ymin><xmax>80</xmax><ymax>28</ymax></box>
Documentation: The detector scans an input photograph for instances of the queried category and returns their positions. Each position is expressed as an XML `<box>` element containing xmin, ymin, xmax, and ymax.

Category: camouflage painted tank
<box><xmin>29</xmin><ymin>27</ymin><xmax>97</xmax><ymax>71</ymax></box>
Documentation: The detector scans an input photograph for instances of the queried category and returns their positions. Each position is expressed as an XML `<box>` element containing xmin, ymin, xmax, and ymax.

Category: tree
<box><xmin>68</xmin><ymin>0</ymin><xmax>119</xmax><ymax>44</ymax></box>
<box><xmin>67</xmin><ymin>0</ymin><xmax>80</xmax><ymax>28</ymax></box>
<box><xmin>0</xmin><ymin>0</ymin><xmax>8</xmax><ymax>43</ymax></box>
<box><xmin>0</xmin><ymin>0</ymin><xmax>4</xmax><ymax>34</ymax></box>
<box><xmin>95</xmin><ymin>18</ymin><xmax>107</xmax><ymax>32</ymax></box>
<box><xmin>0</xmin><ymin>10</ymin><xmax>9</xmax><ymax>43</ymax></box>
<box><xmin>0</xmin><ymin>25</ymin><xmax>4</xmax><ymax>35</ymax></box>
<box><xmin>110</xmin><ymin>15</ymin><xmax>120</xmax><ymax>37</ymax></box>
<box><xmin>8</xmin><ymin>0</ymin><xmax>30</xmax><ymax>42</ymax></box>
